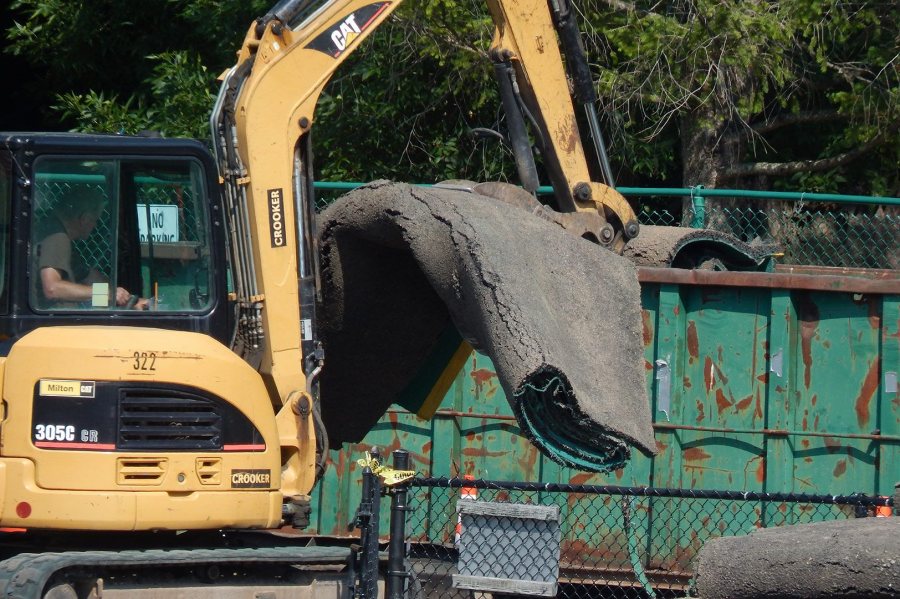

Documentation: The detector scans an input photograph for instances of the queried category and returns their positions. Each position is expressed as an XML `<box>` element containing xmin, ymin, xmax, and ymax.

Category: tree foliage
<box><xmin>4</xmin><ymin>0</ymin><xmax>898</xmax><ymax>194</ymax></box>
<box><xmin>583</xmin><ymin>0</ymin><xmax>898</xmax><ymax>193</ymax></box>
<box><xmin>313</xmin><ymin>0</ymin><xmax>514</xmax><ymax>182</ymax></box>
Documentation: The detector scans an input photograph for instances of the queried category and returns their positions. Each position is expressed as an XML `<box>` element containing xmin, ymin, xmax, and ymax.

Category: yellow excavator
<box><xmin>0</xmin><ymin>0</ymin><xmax>766</xmax><ymax>595</ymax></box>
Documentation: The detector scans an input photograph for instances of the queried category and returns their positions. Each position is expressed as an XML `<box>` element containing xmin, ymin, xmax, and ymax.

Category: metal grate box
<box><xmin>452</xmin><ymin>500</ymin><xmax>561</xmax><ymax>597</ymax></box>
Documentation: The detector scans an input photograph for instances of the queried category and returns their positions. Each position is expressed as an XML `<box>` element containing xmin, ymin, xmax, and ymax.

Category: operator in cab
<box><xmin>34</xmin><ymin>187</ymin><xmax>146</xmax><ymax>309</ymax></box>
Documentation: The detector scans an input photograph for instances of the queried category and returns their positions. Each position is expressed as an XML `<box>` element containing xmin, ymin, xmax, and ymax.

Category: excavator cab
<box><xmin>0</xmin><ymin>134</ymin><xmax>231</xmax><ymax>344</ymax></box>
<box><xmin>0</xmin><ymin>135</ymin><xmax>289</xmax><ymax>536</ymax></box>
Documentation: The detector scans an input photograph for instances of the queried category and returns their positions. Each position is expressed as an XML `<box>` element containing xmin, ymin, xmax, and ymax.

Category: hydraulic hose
<box><xmin>492</xmin><ymin>58</ymin><xmax>540</xmax><ymax>194</ymax></box>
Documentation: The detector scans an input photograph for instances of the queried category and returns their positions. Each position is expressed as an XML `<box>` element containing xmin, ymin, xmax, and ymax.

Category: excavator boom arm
<box><xmin>211</xmin><ymin>0</ymin><xmax>644</xmax><ymax>494</ymax></box>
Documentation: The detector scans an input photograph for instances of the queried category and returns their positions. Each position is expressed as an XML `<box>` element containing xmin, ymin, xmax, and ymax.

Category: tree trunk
<box><xmin>679</xmin><ymin>64</ymin><xmax>751</xmax><ymax>236</ymax></box>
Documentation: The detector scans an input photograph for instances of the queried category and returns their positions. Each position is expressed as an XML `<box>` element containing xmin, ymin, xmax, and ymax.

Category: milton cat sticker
<box><xmin>33</xmin><ymin>379</ymin><xmax>112</xmax><ymax>449</ymax></box>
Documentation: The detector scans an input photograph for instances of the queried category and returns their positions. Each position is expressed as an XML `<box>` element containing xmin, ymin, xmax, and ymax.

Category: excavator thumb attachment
<box><xmin>317</xmin><ymin>181</ymin><xmax>655</xmax><ymax>473</ymax></box>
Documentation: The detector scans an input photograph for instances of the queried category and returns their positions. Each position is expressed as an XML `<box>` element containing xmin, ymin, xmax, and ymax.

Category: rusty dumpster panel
<box><xmin>309</xmin><ymin>269</ymin><xmax>899</xmax><ymax>568</ymax></box>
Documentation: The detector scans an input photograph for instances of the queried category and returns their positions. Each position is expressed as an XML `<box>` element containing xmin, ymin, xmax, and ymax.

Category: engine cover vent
<box><xmin>118</xmin><ymin>390</ymin><xmax>222</xmax><ymax>451</ymax></box>
<box><xmin>117</xmin><ymin>457</ymin><xmax>168</xmax><ymax>485</ymax></box>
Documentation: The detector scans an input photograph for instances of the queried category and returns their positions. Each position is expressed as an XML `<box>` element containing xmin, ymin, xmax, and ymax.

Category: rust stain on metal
<box><xmin>569</xmin><ymin>472</ymin><xmax>595</xmax><ymax>486</ymax></box>
<box><xmin>674</xmin><ymin>305</ymin><xmax>680</xmax><ymax>316</ymax></box>
<box><xmin>754</xmin><ymin>390</ymin><xmax>763</xmax><ymax>421</ymax></box>
<box><xmin>517</xmin><ymin>446</ymin><xmax>539</xmax><ymax>473</ymax></box>
<box><xmin>833</xmin><ymin>459</ymin><xmax>847</xmax><ymax>477</ymax></box>
<box><xmin>683</xmin><ymin>376</ymin><xmax>692</xmax><ymax>389</ymax></box>
<box><xmin>824</xmin><ymin>437</ymin><xmax>842</xmax><ymax>453</ymax></box>
<box><xmin>745</xmin><ymin>456</ymin><xmax>764</xmax><ymax>487</ymax></box>
<box><xmin>802</xmin><ymin>410</ymin><xmax>808</xmax><ymax>431</ymax></box>
<box><xmin>558</xmin><ymin>119</ymin><xmax>579</xmax><ymax>153</ymax></box>
<box><xmin>854</xmin><ymin>357</ymin><xmax>879</xmax><ymax>427</ymax></box>
<box><xmin>867</xmin><ymin>297</ymin><xmax>880</xmax><ymax>330</ymax></box>
<box><xmin>715</xmin><ymin>360</ymin><xmax>729</xmax><ymax>385</ymax></box>
<box><xmin>639</xmin><ymin>266</ymin><xmax>900</xmax><ymax>292</ymax></box>
<box><xmin>704</xmin><ymin>356</ymin><xmax>714</xmax><ymax>393</ymax></box>
<box><xmin>469</xmin><ymin>360</ymin><xmax>497</xmax><ymax>399</ymax></box>
<box><xmin>656</xmin><ymin>440</ymin><xmax>668</xmax><ymax>452</ymax></box>
<box><xmin>757</xmin><ymin>373</ymin><xmax>769</xmax><ymax>384</ymax></box>
<box><xmin>796</xmin><ymin>293</ymin><xmax>819</xmax><ymax>389</ymax></box>
<box><xmin>736</xmin><ymin>394</ymin><xmax>753</xmax><ymax>411</ymax></box>
<box><xmin>715</xmin><ymin>389</ymin><xmax>733</xmax><ymax>413</ymax></box>
<box><xmin>801</xmin><ymin>439</ymin><xmax>810</xmax><ymax>448</ymax></box>
<box><xmin>695</xmin><ymin>400</ymin><xmax>705</xmax><ymax>424</ymax></box>
<box><xmin>811</xmin><ymin>394</ymin><xmax>818</xmax><ymax>406</ymax></box>
<box><xmin>683</xmin><ymin>447</ymin><xmax>712</xmax><ymax>461</ymax></box>
<box><xmin>645</xmin><ymin>359</ymin><xmax>654</xmax><ymax>371</ymax></box>
<box><xmin>461</xmin><ymin>446</ymin><xmax>508</xmax><ymax>458</ymax></box>
<box><xmin>686</xmin><ymin>321</ymin><xmax>699</xmax><ymax>363</ymax></box>
<box><xmin>561</xmin><ymin>540</ymin><xmax>607</xmax><ymax>563</ymax></box>
<box><xmin>642</xmin><ymin>310</ymin><xmax>654</xmax><ymax>347</ymax></box>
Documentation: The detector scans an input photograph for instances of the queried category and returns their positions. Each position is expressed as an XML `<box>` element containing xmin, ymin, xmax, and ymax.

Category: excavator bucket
<box><xmin>317</xmin><ymin>181</ymin><xmax>655</xmax><ymax>473</ymax></box>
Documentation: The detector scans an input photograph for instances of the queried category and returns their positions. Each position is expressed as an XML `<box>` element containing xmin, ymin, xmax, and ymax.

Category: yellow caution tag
<box><xmin>357</xmin><ymin>454</ymin><xmax>416</xmax><ymax>486</ymax></box>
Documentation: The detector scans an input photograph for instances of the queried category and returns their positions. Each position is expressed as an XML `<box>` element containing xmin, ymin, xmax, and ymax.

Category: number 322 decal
<box><xmin>133</xmin><ymin>351</ymin><xmax>157</xmax><ymax>371</ymax></box>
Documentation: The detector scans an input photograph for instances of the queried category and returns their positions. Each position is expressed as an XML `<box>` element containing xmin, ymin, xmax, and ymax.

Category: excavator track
<box><xmin>0</xmin><ymin>546</ymin><xmax>354</xmax><ymax>599</ymax></box>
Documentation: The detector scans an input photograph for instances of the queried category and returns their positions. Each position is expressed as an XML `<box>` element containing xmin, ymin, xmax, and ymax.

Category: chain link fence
<box><xmin>394</xmin><ymin>477</ymin><xmax>893</xmax><ymax>599</ymax></box>
<box><xmin>632</xmin><ymin>197</ymin><xmax>899</xmax><ymax>270</ymax></box>
<box><xmin>316</xmin><ymin>184</ymin><xmax>900</xmax><ymax>271</ymax></box>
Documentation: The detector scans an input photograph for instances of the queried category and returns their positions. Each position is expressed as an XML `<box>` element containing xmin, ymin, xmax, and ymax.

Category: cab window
<box><xmin>31</xmin><ymin>157</ymin><xmax>212</xmax><ymax>312</ymax></box>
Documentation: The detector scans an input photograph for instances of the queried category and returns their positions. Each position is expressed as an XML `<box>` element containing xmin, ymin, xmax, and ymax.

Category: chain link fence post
<box><xmin>386</xmin><ymin>449</ymin><xmax>411</xmax><ymax>599</ymax></box>
<box><xmin>690</xmin><ymin>184</ymin><xmax>706</xmax><ymax>228</ymax></box>
<box><xmin>355</xmin><ymin>448</ymin><xmax>382</xmax><ymax>599</ymax></box>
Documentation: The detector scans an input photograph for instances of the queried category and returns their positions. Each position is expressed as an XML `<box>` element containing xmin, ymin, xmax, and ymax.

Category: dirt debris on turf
<box><xmin>317</xmin><ymin>181</ymin><xmax>655</xmax><ymax>471</ymax></box>
<box><xmin>624</xmin><ymin>224</ymin><xmax>775</xmax><ymax>269</ymax></box>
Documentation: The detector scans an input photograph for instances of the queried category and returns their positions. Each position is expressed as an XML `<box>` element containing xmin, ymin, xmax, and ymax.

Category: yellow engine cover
<box><xmin>0</xmin><ymin>326</ymin><xmax>283</xmax><ymax>530</ymax></box>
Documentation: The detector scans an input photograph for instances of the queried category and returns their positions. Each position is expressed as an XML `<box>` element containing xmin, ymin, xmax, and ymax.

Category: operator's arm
<box><xmin>38</xmin><ymin>232</ymin><xmax>135</xmax><ymax>307</ymax></box>
<box><xmin>40</xmin><ymin>267</ymin><xmax>133</xmax><ymax>306</ymax></box>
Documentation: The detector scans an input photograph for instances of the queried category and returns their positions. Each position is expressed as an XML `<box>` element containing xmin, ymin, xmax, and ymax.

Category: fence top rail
<box><xmin>409</xmin><ymin>477</ymin><xmax>894</xmax><ymax>507</ymax></box>
<box><xmin>313</xmin><ymin>182</ymin><xmax>900</xmax><ymax>206</ymax></box>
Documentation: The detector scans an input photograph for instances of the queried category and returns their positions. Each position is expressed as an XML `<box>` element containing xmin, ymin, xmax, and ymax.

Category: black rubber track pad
<box><xmin>317</xmin><ymin>181</ymin><xmax>655</xmax><ymax>472</ymax></box>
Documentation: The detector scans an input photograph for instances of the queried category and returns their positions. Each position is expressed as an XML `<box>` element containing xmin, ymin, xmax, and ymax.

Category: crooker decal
<box><xmin>231</xmin><ymin>469</ymin><xmax>272</xmax><ymax>488</ymax></box>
